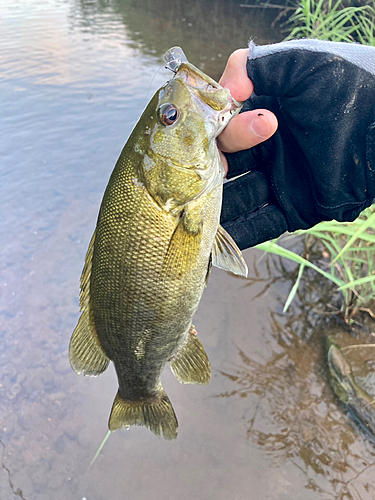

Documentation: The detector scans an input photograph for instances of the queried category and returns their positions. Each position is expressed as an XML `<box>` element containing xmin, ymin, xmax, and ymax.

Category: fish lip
<box><xmin>174</xmin><ymin>66</ymin><xmax>242</xmax><ymax>134</ymax></box>
<box><xmin>163</xmin><ymin>45</ymin><xmax>242</xmax><ymax>108</ymax></box>
<box><xmin>163</xmin><ymin>46</ymin><xmax>242</xmax><ymax>134</ymax></box>
<box><xmin>163</xmin><ymin>47</ymin><xmax>226</xmax><ymax>94</ymax></box>
<box><xmin>176</xmin><ymin>62</ymin><xmax>222</xmax><ymax>90</ymax></box>
<box><xmin>175</xmin><ymin>62</ymin><xmax>242</xmax><ymax>106</ymax></box>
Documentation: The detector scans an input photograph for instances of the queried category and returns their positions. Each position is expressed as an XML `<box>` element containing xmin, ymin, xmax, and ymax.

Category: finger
<box><xmin>219</xmin><ymin>49</ymin><xmax>253</xmax><ymax>102</ymax></box>
<box><xmin>217</xmin><ymin>109</ymin><xmax>278</xmax><ymax>154</ymax></box>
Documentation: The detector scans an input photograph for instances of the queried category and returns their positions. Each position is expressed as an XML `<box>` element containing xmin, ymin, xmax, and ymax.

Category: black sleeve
<box><xmin>221</xmin><ymin>40</ymin><xmax>375</xmax><ymax>249</ymax></box>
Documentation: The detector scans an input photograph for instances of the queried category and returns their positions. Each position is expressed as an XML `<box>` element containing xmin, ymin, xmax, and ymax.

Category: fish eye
<box><xmin>159</xmin><ymin>104</ymin><xmax>180</xmax><ymax>126</ymax></box>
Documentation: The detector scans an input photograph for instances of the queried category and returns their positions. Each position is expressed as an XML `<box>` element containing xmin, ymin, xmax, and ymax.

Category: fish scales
<box><xmin>92</xmin><ymin>151</ymin><xmax>219</xmax><ymax>394</ymax></box>
<box><xmin>69</xmin><ymin>47</ymin><xmax>248</xmax><ymax>439</ymax></box>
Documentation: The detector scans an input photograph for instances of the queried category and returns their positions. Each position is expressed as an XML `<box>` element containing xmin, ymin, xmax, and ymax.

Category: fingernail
<box><xmin>250</xmin><ymin>114</ymin><xmax>272</xmax><ymax>138</ymax></box>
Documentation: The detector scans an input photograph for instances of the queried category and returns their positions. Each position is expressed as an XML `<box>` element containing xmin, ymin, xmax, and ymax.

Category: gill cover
<box><xmin>140</xmin><ymin>47</ymin><xmax>242</xmax><ymax>213</ymax></box>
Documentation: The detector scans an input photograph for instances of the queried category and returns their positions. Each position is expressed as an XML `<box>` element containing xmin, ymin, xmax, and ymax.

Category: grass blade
<box><xmin>256</xmin><ymin>240</ymin><xmax>345</xmax><ymax>288</ymax></box>
<box><xmin>331</xmin><ymin>211</ymin><xmax>375</xmax><ymax>264</ymax></box>
<box><xmin>338</xmin><ymin>275</ymin><xmax>375</xmax><ymax>291</ymax></box>
<box><xmin>283</xmin><ymin>263</ymin><xmax>306</xmax><ymax>312</ymax></box>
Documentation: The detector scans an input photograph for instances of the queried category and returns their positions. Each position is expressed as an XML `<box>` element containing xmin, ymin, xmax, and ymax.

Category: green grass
<box><xmin>255</xmin><ymin>0</ymin><xmax>375</xmax><ymax>320</ymax></box>
<box><xmin>257</xmin><ymin>206</ymin><xmax>375</xmax><ymax>320</ymax></box>
<box><xmin>284</xmin><ymin>0</ymin><xmax>375</xmax><ymax>44</ymax></box>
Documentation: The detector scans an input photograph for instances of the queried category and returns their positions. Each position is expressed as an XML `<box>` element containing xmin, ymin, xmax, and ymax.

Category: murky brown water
<box><xmin>2</xmin><ymin>1</ymin><xmax>375</xmax><ymax>499</ymax></box>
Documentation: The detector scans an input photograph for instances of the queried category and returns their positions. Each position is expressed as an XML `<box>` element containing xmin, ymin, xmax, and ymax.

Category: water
<box><xmin>1</xmin><ymin>1</ymin><xmax>375</xmax><ymax>499</ymax></box>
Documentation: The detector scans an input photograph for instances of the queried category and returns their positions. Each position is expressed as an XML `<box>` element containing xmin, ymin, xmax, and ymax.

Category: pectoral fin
<box><xmin>170</xmin><ymin>325</ymin><xmax>211</xmax><ymax>385</ymax></box>
<box><xmin>212</xmin><ymin>225</ymin><xmax>248</xmax><ymax>277</ymax></box>
<box><xmin>163</xmin><ymin>210</ymin><xmax>202</xmax><ymax>277</ymax></box>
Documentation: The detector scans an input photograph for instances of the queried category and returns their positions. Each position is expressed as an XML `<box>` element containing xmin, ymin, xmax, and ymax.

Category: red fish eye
<box><xmin>159</xmin><ymin>104</ymin><xmax>180</xmax><ymax>126</ymax></box>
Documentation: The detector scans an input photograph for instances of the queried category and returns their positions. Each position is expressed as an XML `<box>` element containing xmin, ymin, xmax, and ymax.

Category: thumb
<box><xmin>219</xmin><ymin>48</ymin><xmax>254</xmax><ymax>102</ymax></box>
<box><xmin>218</xmin><ymin>109</ymin><xmax>278</xmax><ymax>154</ymax></box>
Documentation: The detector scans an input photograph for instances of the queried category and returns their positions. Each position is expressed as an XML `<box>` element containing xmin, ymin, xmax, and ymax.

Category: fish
<box><xmin>69</xmin><ymin>46</ymin><xmax>248</xmax><ymax>440</ymax></box>
<box><xmin>327</xmin><ymin>336</ymin><xmax>375</xmax><ymax>440</ymax></box>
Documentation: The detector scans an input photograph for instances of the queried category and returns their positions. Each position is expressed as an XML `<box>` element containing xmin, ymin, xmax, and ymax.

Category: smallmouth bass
<box><xmin>69</xmin><ymin>47</ymin><xmax>247</xmax><ymax>440</ymax></box>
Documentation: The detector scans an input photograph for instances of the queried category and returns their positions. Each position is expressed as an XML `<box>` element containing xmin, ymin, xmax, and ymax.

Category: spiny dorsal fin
<box><xmin>163</xmin><ymin>210</ymin><xmax>202</xmax><ymax>277</ymax></box>
<box><xmin>69</xmin><ymin>230</ymin><xmax>110</xmax><ymax>377</ymax></box>
<box><xmin>170</xmin><ymin>325</ymin><xmax>211</xmax><ymax>385</ymax></box>
<box><xmin>108</xmin><ymin>385</ymin><xmax>178</xmax><ymax>440</ymax></box>
<box><xmin>212</xmin><ymin>225</ymin><xmax>248</xmax><ymax>277</ymax></box>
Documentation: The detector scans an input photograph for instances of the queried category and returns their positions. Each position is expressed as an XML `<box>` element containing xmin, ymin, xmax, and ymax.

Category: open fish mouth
<box><xmin>164</xmin><ymin>47</ymin><xmax>221</xmax><ymax>90</ymax></box>
<box><xmin>163</xmin><ymin>46</ymin><xmax>242</xmax><ymax>132</ymax></box>
<box><xmin>164</xmin><ymin>47</ymin><xmax>241</xmax><ymax>102</ymax></box>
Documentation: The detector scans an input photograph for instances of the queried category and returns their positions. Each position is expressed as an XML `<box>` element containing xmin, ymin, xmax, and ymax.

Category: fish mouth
<box><xmin>163</xmin><ymin>46</ymin><xmax>224</xmax><ymax>92</ymax></box>
<box><xmin>163</xmin><ymin>46</ymin><xmax>242</xmax><ymax>121</ymax></box>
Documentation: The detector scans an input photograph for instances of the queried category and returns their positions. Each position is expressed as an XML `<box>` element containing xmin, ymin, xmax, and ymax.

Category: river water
<box><xmin>1</xmin><ymin>1</ymin><xmax>375</xmax><ymax>499</ymax></box>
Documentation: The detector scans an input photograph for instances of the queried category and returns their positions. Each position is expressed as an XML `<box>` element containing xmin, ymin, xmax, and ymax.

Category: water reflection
<box><xmin>1</xmin><ymin>1</ymin><xmax>284</xmax><ymax>498</ymax></box>
<box><xmin>3</xmin><ymin>0</ymin><xmax>375</xmax><ymax>498</ymax></box>
<box><xmin>69</xmin><ymin>0</ymin><xmax>283</xmax><ymax>79</ymax></box>
<box><xmin>219</xmin><ymin>256</ymin><xmax>375</xmax><ymax>499</ymax></box>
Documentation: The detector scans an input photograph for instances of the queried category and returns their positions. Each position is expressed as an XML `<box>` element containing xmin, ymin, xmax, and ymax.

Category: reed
<box><xmin>258</xmin><ymin>207</ymin><xmax>375</xmax><ymax>320</ymax></box>
<box><xmin>284</xmin><ymin>0</ymin><xmax>375</xmax><ymax>44</ymax></box>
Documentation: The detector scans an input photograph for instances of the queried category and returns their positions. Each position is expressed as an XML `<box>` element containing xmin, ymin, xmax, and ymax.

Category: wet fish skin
<box><xmin>69</xmin><ymin>50</ymin><xmax>247</xmax><ymax>440</ymax></box>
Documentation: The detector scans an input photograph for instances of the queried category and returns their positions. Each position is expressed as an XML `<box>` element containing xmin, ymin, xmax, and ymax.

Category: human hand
<box><xmin>217</xmin><ymin>48</ymin><xmax>278</xmax><ymax>175</ymax></box>
<box><xmin>219</xmin><ymin>40</ymin><xmax>375</xmax><ymax>250</ymax></box>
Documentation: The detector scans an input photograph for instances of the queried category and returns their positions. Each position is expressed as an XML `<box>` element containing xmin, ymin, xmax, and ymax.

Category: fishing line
<box><xmin>107</xmin><ymin>62</ymin><xmax>170</xmax><ymax>171</ymax></box>
<box><xmin>89</xmin><ymin>430</ymin><xmax>112</xmax><ymax>469</ymax></box>
<box><xmin>144</xmin><ymin>64</ymin><xmax>168</xmax><ymax>104</ymax></box>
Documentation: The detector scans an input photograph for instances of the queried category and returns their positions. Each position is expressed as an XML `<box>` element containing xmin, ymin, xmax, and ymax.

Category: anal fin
<box><xmin>108</xmin><ymin>386</ymin><xmax>178</xmax><ymax>440</ymax></box>
<box><xmin>170</xmin><ymin>325</ymin><xmax>211</xmax><ymax>385</ymax></box>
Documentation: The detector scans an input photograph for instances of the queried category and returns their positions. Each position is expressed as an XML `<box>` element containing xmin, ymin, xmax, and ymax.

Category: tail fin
<box><xmin>108</xmin><ymin>386</ymin><xmax>178</xmax><ymax>440</ymax></box>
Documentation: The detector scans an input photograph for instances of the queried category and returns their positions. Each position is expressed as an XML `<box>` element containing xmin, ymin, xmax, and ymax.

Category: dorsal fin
<box><xmin>69</xmin><ymin>230</ymin><xmax>110</xmax><ymax>377</ymax></box>
<box><xmin>79</xmin><ymin>230</ymin><xmax>96</xmax><ymax>309</ymax></box>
